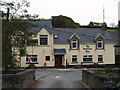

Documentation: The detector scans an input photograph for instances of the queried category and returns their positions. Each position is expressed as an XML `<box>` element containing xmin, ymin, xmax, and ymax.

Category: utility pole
<box><xmin>103</xmin><ymin>5</ymin><xmax>105</xmax><ymax>23</ymax></box>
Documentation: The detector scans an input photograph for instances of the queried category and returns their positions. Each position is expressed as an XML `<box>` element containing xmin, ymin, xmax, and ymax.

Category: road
<box><xmin>32</xmin><ymin>69</ymin><xmax>85</xmax><ymax>88</ymax></box>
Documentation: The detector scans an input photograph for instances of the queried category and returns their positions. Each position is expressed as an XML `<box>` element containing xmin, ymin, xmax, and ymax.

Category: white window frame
<box><xmin>98</xmin><ymin>55</ymin><xmax>103</xmax><ymax>62</ymax></box>
<box><xmin>72</xmin><ymin>55</ymin><xmax>78</xmax><ymax>63</ymax></box>
<box><xmin>39</xmin><ymin>35</ymin><xmax>48</xmax><ymax>46</ymax></box>
<box><xmin>83</xmin><ymin>55</ymin><xmax>93</xmax><ymax>63</ymax></box>
<box><xmin>71</xmin><ymin>40</ymin><xmax>78</xmax><ymax>49</ymax></box>
<box><xmin>97</xmin><ymin>40</ymin><xmax>103</xmax><ymax>49</ymax></box>
<box><xmin>26</xmin><ymin>55</ymin><xmax>38</xmax><ymax>64</ymax></box>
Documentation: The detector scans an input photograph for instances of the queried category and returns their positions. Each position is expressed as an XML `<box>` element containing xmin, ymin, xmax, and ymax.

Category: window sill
<box><xmin>96</xmin><ymin>49</ymin><xmax>105</xmax><ymax>50</ymax></box>
<box><xmin>39</xmin><ymin>45</ymin><xmax>49</xmax><ymax>47</ymax></box>
<box><xmin>97</xmin><ymin>61</ymin><xmax>104</xmax><ymax>63</ymax></box>
<box><xmin>70</xmin><ymin>49</ymin><xmax>80</xmax><ymax>50</ymax></box>
<box><xmin>71</xmin><ymin>62</ymin><xmax>78</xmax><ymax>64</ymax></box>
<box><xmin>83</xmin><ymin>62</ymin><xmax>93</xmax><ymax>63</ymax></box>
<box><xmin>26</xmin><ymin>62</ymin><xmax>38</xmax><ymax>64</ymax></box>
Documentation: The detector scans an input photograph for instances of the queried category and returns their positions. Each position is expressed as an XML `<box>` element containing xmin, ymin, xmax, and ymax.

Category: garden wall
<box><xmin>82</xmin><ymin>70</ymin><xmax>120</xmax><ymax>88</ymax></box>
<box><xmin>2</xmin><ymin>69</ymin><xmax>35</xmax><ymax>88</ymax></box>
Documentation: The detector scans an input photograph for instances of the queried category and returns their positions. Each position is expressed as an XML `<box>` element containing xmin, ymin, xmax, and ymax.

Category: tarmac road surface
<box><xmin>32</xmin><ymin>69</ymin><xmax>85</xmax><ymax>88</ymax></box>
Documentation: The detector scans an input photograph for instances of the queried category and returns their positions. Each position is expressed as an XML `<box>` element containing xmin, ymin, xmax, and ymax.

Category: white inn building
<box><xmin>15</xmin><ymin>20</ymin><xmax>115</xmax><ymax>67</ymax></box>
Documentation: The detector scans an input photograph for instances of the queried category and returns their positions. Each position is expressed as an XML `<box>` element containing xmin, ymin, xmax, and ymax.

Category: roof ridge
<box><xmin>49</xmin><ymin>28</ymin><xmax>73</xmax><ymax>34</ymax></box>
<box><xmin>15</xmin><ymin>19</ymin><xmax>51</xmax><ymax>21</ymax></box>
<box><xmin>53</xmin><ymin>28</ymin><xmax>102</xmax><ymax>30</ymax></box>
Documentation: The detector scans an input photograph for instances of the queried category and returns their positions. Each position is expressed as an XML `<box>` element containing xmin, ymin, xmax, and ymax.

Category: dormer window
<box><xmin>97</xmin><ymin>40</ymin><xmax>103</xmax><ymax>49</ymax></box>
<box><xmin>71</xmin><ymin>40</ymin><xmax>78</xmax><ymax>49</ymax></box>
<box><xmin>17</xmin><ymin>35</ymin><xmax>25</xmax><ymax>46</ymax></box>
<box><xmin>40</xmin><ymin>35</ymin><xmax>48</xmax><ymax>45</ymax></box>
<box><xmin>95</xmin><ymin>34</ymin><xmax>105</xmax><ymax>50</ymax></box>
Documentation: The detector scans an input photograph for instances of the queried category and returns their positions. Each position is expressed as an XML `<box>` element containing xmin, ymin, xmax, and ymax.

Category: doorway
<box><xmin>55</xmin><ymin>55</ymin><xmax>63</xmax><ymax>67</ymax></box>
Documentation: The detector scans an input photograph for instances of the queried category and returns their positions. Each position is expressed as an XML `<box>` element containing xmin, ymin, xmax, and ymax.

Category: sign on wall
<box><xmin>83</xmin><ymin>45</ymin><xmax>92</xmax><ymax>53</ymax></box>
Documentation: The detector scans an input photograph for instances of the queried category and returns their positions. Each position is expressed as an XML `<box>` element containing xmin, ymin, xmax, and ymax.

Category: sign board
<box><xmin>83</xmin><ymin>45</ymin><xmax>92</xmax><ymax>53</ymax></box>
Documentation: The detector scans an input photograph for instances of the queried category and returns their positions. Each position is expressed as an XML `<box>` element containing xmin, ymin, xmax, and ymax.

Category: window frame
<box><xmin>46</xmin><ymin>56</ymin><xmax>50</xmax><ymax>61</ymax></box>
<box><xmin>26</xmin><ymin>55</ymin><xmax>38</xmax><ymax>64</ymax></box>
<box><xmin>83</xmin><ymin>55</ymin><xmax>93</xmax><ymax>63</ymax></box>
<box><xmin>97</xmin><ymin>40</ymin><xmax>103</xmax><ymax>49</ymax></box>
<box><xmin>72</xmin><ymin>55</ymin><xmax>78</xmax><ymax>63</ymax></box>
<box><xmin>40</xmin><ymin>35</ymin><xmax>48</xmax><ymax>46</ymax></box>
<box><xmin>71</xmin><ymin>40</ymin><xmax>78</xmax><ymax>49</ymax></box>
<box><xmin>17</xmin><ymin>35</ymin><xmax>25</xmax><ymax>46</ymax></box>
<box><xmin>98</xmin><ymin>55</ymin><xmax>103</xmax><ymax>63</ymax></box>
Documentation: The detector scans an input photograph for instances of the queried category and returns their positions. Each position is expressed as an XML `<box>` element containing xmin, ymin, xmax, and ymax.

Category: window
<box><xmin>98</xmin><ymin>55</ymin><xmax>103</xmax><ymax>62</ymax></box>
<box><xmin>97</xmin><ymin>40</ymin><xmax>103</xmax><ymax>49</ymax></box>
<box><xmin>46</xmin><ymin>56</ymin><xmax>50</xmax><ymax>61</ymax></box>
<box><xmin>17</xmin><ymin>35</ymin><xmax>25</xmax><ymax>45</ymax></box>
<box><xmin>71</xmin><ymin>40</ymin><xmax>78</xmax><ymax>49</ymax></box>
<box><xmin>72</xmin><ymin>55</ymin><xmax>77</xmax><ymax>63</ymax></box>
<box><xmin>40</xmin><ymin>35</ymin><xmax>48</xmax><ymax>45</ymax></box>
<box><xmin>83</xmin><ymin>55</ymin><xmax>92</xmax><ymax>63</ymax></box>
<box><xmin>26</xmin><ymin>55</ymin><xmax>38</xmax><ymax>64</ymax></box>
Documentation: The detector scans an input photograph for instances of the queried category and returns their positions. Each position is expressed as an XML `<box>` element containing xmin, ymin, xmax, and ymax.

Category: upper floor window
<box><xmin>17</xmin><ymin>35</ymin><xmax>25</xmax><ymax>46</ymax></box>
<box><xmin>71</xmin><ymin>40</ymin><xmax>78</xmax><ymax>49</ymax></box>
<box><xmin>40</xmin><ymin>35</ymin><xmax>48</xmax><ymax>45</ymax></box>
<box><xmin>97</xmin><ymin>40</ymin><xmax>103</xmax><ymax>49</ymax></box>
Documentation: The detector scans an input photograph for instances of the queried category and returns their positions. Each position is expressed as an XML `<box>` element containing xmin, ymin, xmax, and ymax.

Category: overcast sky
<box><xmin>2</xmin><ymin>0</ymin><xmax>120</xmax><ymax>26</ymax></box>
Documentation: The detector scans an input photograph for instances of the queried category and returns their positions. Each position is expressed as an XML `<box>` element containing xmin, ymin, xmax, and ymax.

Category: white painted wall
<box><xmin>20</xmin><ymin>28</ymin><xmax>115</xmax><ymax>67</ymax></box>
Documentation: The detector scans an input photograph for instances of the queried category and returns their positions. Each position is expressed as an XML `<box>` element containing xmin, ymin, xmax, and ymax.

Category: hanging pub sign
<box><xmin>83</xmin><ymin>45</ymin><xmax>92</xmax><ymax>53</ymax></box>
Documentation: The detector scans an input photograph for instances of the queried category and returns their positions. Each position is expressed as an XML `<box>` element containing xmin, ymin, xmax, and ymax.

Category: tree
<box><xmin>1</xmin><ymin>0</ymin><xmax>37</xmax><ymax>69</ymax></box>
<box><xmin>88</xmin><ymin>21</ymin><xmax>94</xmax><ymax>27</ymax></box>
<box><xmin>52</xmin><ymin>15</ymin><xmax>80</xmax><ymax>28</ymax></box>
<box><xmin>102</xmin><ymin>22</ymin><xmax>107</xmax><ymax>30</ymax></box>
<box><xmin>110</xmin><ymin>22</ymin><xmax>117</xmax><ymax>28</ymax></box>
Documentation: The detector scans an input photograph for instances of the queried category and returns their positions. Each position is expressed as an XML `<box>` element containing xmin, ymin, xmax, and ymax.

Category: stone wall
<box><xmin>2</xmin><ymin>69</ymin><xmax>35</xmax><ymax>88</ymax></box>
<box><xmin>82</xmin><ymin>70</ymin><xmax>120</xmax><ymax>88</ymax></box>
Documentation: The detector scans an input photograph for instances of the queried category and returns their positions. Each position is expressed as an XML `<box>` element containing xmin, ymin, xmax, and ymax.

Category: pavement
<box><xmin>28</xmin><ymin>68</ymin><xmax>90</xmax><ymax>88</ymax></box>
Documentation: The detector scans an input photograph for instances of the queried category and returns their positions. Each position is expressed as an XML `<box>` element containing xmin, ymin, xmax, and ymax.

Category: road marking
<box><xmin>55</xmin><ymin>76</ymin><xmax>60</xmax><ymax>78</ymax></box>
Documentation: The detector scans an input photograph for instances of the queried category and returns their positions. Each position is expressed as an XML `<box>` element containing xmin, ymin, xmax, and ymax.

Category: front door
<box><xmin>55</xmin><ymin>55</ymin><xmax>62</xmax><ymax>67</ymax></box>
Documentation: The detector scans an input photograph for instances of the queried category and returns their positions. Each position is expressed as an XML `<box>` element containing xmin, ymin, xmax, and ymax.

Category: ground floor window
<box><xmin>26</xmin><ymin>55</ymin><xmax>37</xmax><ymax>64</ymax></box>
<box><xmin>46</xmin><ymin>56</ymin><xmax>50</xmax><ymax>61</ymax></box>
<box><xmin>98</xmin><ymin>55</ymin><xmax>103</xmax><ymax>63</ymax></box>
<box><xmin>72</xmin><ymin>55</ymin><xmax>78</xmax><ymax>63</ymax></box>
<box><xmin>83</xmin><ymin>55</ymin><xmax>92</xmax><ymax>63</ymax></box>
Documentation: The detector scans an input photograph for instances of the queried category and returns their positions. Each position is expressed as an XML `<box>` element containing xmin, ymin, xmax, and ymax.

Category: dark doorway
<box><xmin>55</xmin><ymin>55</ymin><xmax>63</xmax><ymax>67</ymax></box>
<box><xmin>115</xmin><ymin>55</ymin><xmax>120</xmax><ymax>67</ymax></box>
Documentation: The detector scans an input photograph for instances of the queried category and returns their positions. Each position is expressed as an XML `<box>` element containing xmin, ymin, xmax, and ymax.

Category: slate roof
<box><xmin>28</xmin><ymin>20</ymin><xmax>115</xmax><ymax>44</ymax></box>
<box><xmin>108</xmin><ymin>31</ymin><xmax>119</xmax><ymax>46</ymax></box>
<box><xmin>47</xmin><ymin>28</ymin><xmax>114</xmax><ymax>44</ymax></box>
<box><xmin>28</xmin><ymin>19</ymin><xmax>53</xmax><ymax>33</ymax></box>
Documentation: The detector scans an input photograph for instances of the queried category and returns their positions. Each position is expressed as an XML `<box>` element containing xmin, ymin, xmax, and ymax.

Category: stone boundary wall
<box><xmin>82</xmin><ymin>70</ymin><xmax>120</xmax><ymax>88</ymax></box>
<box><xmin>2</xmin><ymin>69</ymin><xmax>35</xmax><ymax>88</ymax></box>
